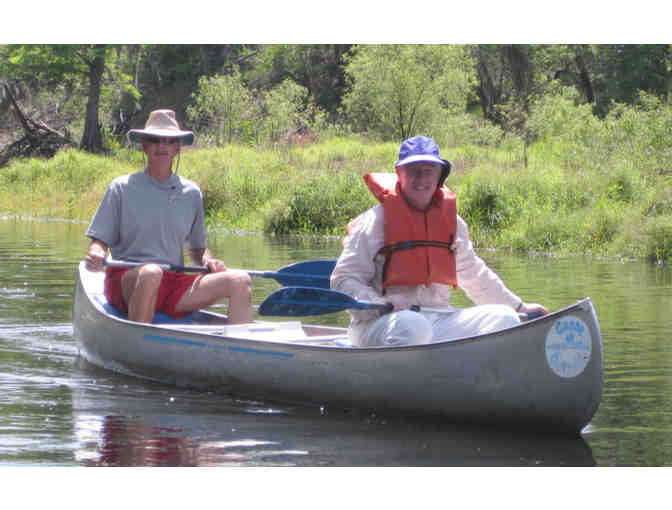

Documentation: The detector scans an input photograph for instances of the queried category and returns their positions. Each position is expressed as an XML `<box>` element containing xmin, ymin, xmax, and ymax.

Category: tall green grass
<box><xmin>2</xmin><ymin>92</ymin><xmax>672</xmax><ymax>262</ymax></box>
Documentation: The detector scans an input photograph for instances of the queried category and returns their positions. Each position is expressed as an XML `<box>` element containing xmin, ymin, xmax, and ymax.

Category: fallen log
<box><xmin>0</xmin><ymin>84</ymin><xmax>77</xmax><ymax>168</ymax></box>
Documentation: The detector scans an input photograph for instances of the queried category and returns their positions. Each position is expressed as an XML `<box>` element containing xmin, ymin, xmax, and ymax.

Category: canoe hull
<box><xmin>73</xmin><ymin>263</ymin><xmax>603</xmax><ymax>435</ymax></box>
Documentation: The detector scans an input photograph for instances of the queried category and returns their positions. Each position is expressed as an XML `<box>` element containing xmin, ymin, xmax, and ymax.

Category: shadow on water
<box><xmin>71</xmin><ymin>359</ymin><xmax>595</xmax><ymax>467</ymax></box>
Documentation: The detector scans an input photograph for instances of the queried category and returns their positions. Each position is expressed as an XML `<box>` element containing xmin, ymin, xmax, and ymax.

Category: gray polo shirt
<box><xmin>86</xmin><ymin>169</ymin><xmax>207</xmax><ymax>266</ymax></box>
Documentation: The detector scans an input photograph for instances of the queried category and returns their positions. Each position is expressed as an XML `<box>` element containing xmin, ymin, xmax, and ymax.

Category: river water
<box><xmin>1</xmin><ymin>217</ymin><xmax>671</xmax><ymax>467</ymax></box>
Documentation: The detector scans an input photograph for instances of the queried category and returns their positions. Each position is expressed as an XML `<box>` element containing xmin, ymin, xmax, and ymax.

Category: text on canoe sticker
<box><xmin>545</xmin><ymin>315</ymin><xmax>592</xmax><ymax>378</ymax></box>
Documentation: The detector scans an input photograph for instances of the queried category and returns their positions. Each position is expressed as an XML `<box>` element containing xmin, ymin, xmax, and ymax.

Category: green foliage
<box><xmin>1</xmin><ymin>45</ymin><xmax>86</xmax><ymax>84</ymax></box>
<box><xmin>5</xmin><ymin>43</ymin><xmax>672</xmax><ymax>263</ymax></box>
<box><xmin>592</xmin><ymin>45</ymin><xmax>672</xmax><ymax>116</ymax></box>
<box><xmin>264</xmin><ymin>170</ymin><xmax>375</xmax><ymax>235</ymax></box>
<box><xmin>342</xmin><ymin>45</ymin><xmax>476</xmax><ymax>140</ymax></box>
<box><xmin>508</xmin><ymin>214</ymin><xmax>577</xmax><ymax>253</ymax></box>
<box><xmin>458</xmin><ymin>178</ymin><xmax>520</xmax><ymax>232</ymax></box>
<box><xmin>260</xmin><ymin>79</ymin><xmax>311</xmax><ymax>140</ymax></box>
<box><xmin>139</xmin><ymin>45</ymin><xmax>255</xmax><ymax>88</ymax></box>
<box><xmin>436</xmin><ymin>113</ymin><xmax>505</xmax><ymax>148</ymax></box>
<box><xmin>642</xmin><ymin>218</ymin><xmax>672</xmax><ymax>263</ymax></box>
<box><xmin>1</xmin><ymin>44</ymin><xmax>141</xmax><ymax>153</ymax></box>
<box><xmin>244</xmin><ymin>44</ymin><xmax>352</xmax><ymax>115</ymax></box>
<box><xmin>603</xmin><ymin>92</ymin><xmax>672</xmax><ymax>175</ymax></box>
<box><xmin>186</xmin><ymin>70</ymin><xmax>256</xmax><ymax>144</ymax></box>
<box><xmin>0</xmin><ymin>148</ymin><xmax>135</xmax><ymax>218</ymax></box>
<box><xmin>186</xmin><ymin>73</ymin><xmax>328</xmax><ymax>146</ymax></box>
<box><xmin>526</xmin><ymin>85</ymin><xmax>606</xmax><ymax>170</ymax></box>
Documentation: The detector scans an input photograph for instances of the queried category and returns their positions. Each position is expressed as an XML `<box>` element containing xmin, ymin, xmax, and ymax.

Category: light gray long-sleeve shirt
<box><xmin>331</xmin><ymin>204</ymin><xmax>522</xmax><ymax>337</ymax></box>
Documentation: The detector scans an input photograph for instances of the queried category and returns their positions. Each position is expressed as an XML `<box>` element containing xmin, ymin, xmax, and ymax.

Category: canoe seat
<box><xmin>93</xmin><ymin>294</ymin><xmax>196</xmax><ymax>324</ymax></box>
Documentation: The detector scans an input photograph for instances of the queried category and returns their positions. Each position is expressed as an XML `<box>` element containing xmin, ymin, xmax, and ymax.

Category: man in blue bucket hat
<box><xmin>331</xmin><ymin>135</ymin><xmax>548</xmax><ymax>347</ymax></box>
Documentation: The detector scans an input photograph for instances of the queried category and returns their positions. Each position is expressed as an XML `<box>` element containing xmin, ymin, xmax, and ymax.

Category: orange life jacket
<box><xmin>363</xmin><ymin>172</ymin><xmax>458</xmax><ymax>289</ymax></box>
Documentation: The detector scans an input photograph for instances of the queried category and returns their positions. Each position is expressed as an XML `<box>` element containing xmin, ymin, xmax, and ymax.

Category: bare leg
<box><xmin>175</xmin><ymin>270</ymin><xmax>253</xmax><ymax>324</ymax></box>
<box><xmin>121</xmin><ymin>264</ymin><xmax>164</xmax><ymax>323</ymax></box>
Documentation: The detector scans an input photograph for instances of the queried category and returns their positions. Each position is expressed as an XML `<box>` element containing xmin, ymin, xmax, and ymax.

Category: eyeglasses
<box><xmin>144</xmin><ymin>136</ymin><xmax>180</xmax><ymax>145</ymax></box>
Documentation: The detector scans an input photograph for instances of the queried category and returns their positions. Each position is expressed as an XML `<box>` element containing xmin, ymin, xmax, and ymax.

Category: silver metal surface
<box><xmin>73</xmin><ymin>263</ymin><xmax>603</xmax><ymax>435</ymax></box>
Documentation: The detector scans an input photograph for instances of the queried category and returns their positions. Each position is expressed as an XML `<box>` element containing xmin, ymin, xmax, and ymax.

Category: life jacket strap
<box><xmin>377</xmin><ymin>237</ymin><xmax>455</xmax><ymax>292</ymax></box>
<box><xmin>377</xmin><ymin>238</ymin><xmax>455</xmax><ymax>257</ymax></box>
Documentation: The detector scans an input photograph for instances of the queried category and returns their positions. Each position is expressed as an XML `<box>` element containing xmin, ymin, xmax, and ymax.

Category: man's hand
<box><xmin>518</xmin><ymin>302</ymin><xmax>549</xmax><ymax>317</ymax></box>
<box><xmin>203</xmin><ymin>257</ymin><xmax>227</xmax><ymax>273</ymax></box>
<box><xmin>85</xmin><ymin>240</ymin><xmax>108</xmax><ymax>272</ymax></box>
<box><xmin>386</xmin><ymin>294</ymin><xmax>416</xmax><ymax>312</ymax></box>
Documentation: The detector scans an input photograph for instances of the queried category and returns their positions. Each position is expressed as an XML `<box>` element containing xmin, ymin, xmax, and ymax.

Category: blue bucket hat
<box><xmin>395</xmin><ymin>136</ymin><xmax>451</xmax><ymax>185</ymax></box>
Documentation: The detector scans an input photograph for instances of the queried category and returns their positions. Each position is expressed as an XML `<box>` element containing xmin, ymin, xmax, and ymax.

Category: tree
<box><xmin>342</xmin><ymin>45</ymin><xmax>475</xmax><ymax>140</ymax></box>
<box><xmin>471</xmin><ymin>44</ymin><xmax>538</xmax><ymax>126</ymax></box>
<box><xmin>245</xmin><ymin>45</ymin><xmax>352</xmax><ymax>116</ymax></box>
<box><xmin>1</xmin><ymin>44</ymin><xmax>125</xmax><ymax>153</ymax></box>
<box><xmin>186</xmin><ymin>70</ymin><xmax>256</xmax><ymax>144</ymax></box>
<box><xmin>592</xmin><ymin>44</ymin><xmax>672</xmax><ymax>116</ymax></box>
<box><xmin>138</xmin><ymin>44</ymin><xmax>259</xmax><ymax>90</ymax></box>
<box><xmin>261</xmin><ymin>79</ymin><xmax>311</xmax><ymax>140</ymax></box>
<box><xmin>79</xmin><ymin>45</ymin><xmax>107</xmax><ymax>152</ymax></box>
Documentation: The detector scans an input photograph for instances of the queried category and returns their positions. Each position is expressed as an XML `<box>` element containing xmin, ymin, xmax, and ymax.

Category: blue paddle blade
<box><xmin>259</xmin><ymin>286</ymin><xmax>363</xmax><ymax>316</ymax></box>
<box><xmin>272</xmin><ymin>260</ymin><xmax>336</xmax><ymax>288</ymax></box>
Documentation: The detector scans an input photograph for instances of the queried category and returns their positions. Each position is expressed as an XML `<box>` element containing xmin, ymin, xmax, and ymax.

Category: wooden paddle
<box><xmin>103</xmin><ymin>259</ymin><xmax>335</xmax><ymax>288</ymax></box>
<box><xmin>258</xmin><ymin>286</ymin><xmax>542</xmax><ymax>320</ymax></box>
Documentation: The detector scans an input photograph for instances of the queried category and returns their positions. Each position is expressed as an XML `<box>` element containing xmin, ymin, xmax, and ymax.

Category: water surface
<box><xmin>1</xmin><ymin>217</ymin><xmax>671</xmax><ymax>466</ymax></box>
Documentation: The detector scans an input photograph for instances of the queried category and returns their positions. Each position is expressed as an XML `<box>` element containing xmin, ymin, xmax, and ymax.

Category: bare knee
<box><xmin>137</xmin><ymin>264</ymin><xmax>164</xmax><ymax>287</ymax></box>
<box><xmin>226</xmin><ymin>270</ymin><xmax>252</xmax><ymax>298</ymax></box>
<box><xmin>220</xmin><ymin>270</ymin><xmax>253</xmax><ymax>324</ymax></box>
<box><xmin>232</xmin><ymin>271</ymin><xmax>252</xmax><ymax>301</ymax></box>
<box><xmin>121</xmin><ymin>263</ymin><xmax>163</xmax><ymax>298</ymax></box>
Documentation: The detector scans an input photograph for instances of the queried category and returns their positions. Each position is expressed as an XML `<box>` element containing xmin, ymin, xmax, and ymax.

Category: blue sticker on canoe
<box><xmin>545</xmin><ymin>315</ymin><xmax>592</xmax><ymax>378</ymax></box>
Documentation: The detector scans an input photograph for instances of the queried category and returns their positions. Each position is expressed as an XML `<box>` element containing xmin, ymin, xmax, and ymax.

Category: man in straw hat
<box><xmin>84</xmin><ymin>109</ymin><xmax>253</xmax><ymax>324</ymax></box>
<box><xmin>331</xmin><ymin>135</ymin><xmax>547</xmax><ymax>347</ymax></box>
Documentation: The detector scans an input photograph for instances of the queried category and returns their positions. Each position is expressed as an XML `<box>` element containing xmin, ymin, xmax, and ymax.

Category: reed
<box><xmin>2</xmin><ymin>101</ymin><xmax>672</xmax><ymax>262</ymax></box>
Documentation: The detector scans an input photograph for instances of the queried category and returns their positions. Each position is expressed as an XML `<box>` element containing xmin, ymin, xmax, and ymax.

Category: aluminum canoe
<box><xmin>72</xmin><ymin>262</ymin><xmax>603</xmax><ymax>435</ymax></box>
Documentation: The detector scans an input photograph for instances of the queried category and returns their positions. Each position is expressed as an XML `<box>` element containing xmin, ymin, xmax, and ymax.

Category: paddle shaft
<box><xmin>103</xmin><ymin>259</ymin><xmax>333</xmax><ymax>287</ymax></box>
<box><xmin>104</xmin><ymin>259</ymin><xmax>209</xmax><ymax>272</ymax></box>
<box><xmin>334</xmin><ymin>301</ymin><xmax>540</xmax><ymax>321</ymax></box>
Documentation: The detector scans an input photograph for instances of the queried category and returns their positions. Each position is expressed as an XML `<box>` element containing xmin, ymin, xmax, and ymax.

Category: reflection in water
<box><xmin>71</xmin><ymin>360</ymin><xmax>594</xmax><ymax>467</ymax></box>
<box><xmin>77</xmin><ymin>414</ymin><xmax>308</xmax><ymax>467</ymax></box>
<box><xmin>73</xmin><ymin>413</ymin><xmax>595</xmax><ymax>467</ymax></box>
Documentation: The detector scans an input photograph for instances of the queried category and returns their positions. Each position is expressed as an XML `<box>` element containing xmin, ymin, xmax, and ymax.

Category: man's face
<box><xmin>142</xmin><ymin>137</ymin><xmax>180</xmax><ymax>163</ymax></box>
<box><xmin>396</xmin><ymin>162</ymin><xmax>442</xmax><ymax>211</ymax></box>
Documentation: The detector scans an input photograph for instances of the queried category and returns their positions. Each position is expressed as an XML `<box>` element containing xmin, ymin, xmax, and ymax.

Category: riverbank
<box><xmin>1</xmin><ymin>134</ymin><xmax>671</xmax><ymax>262</ymax></box>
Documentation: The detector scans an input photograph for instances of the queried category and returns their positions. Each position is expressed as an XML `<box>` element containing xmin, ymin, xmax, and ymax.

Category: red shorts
<box><xmin>104</xmin><ymin>267</ymin><xmax>200</xmax><ymax>318</ymax></box>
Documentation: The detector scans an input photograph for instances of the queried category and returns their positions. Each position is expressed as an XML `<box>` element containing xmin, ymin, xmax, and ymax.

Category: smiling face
<box><xmin>395</xmin><ymin>162</ymin><xmax>443</xmax><ymax>211</ymax></box>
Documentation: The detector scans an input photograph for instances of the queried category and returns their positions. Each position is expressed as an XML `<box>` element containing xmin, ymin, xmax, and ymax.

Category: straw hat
<box><xmin>127</xmin><ymin>109</ymin><xmax>194</xmax><ymax>145</ymax></box>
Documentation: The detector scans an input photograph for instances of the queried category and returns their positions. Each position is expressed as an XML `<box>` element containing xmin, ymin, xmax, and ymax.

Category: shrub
<box><xmin>458</xmin><ymin>177</ymin><xmax>521</xmax><ymax>232</ymax></box>
<box><xmin>265</xmin><ymin>170</ymin><xmax>375</xmax><ymax>235</ymax></box>
<box><xmin>260</xmin><ymin>79</ymin><xmax>311</xmax><ymax>140</ymax></box>
<box><xmin>643</xmin><ymin>217</ymin><xmax>672</xmax><ymax>263</ymax></box>
<box><xmin>186</xmin><ymin>70</ymin><xmax>256</xmax><ymax>145</ymax></box>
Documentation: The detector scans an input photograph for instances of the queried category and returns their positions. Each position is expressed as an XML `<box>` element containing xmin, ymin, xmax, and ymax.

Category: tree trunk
<box><xmin>471</xmin><ymin>45</ymin><xmax>504</xmax><ymax>124</ymax></box>
<box><xmin>572</xmin><ymin>45</ymin><xmax>595</xmax><ymax>104</ymax></box>
<box><xmin>80</xmin><ymin>47</ymin><xmax>106</xmax><ymax>153</ymax></box>
<box><xmin>503</xmin><ymin>44</ymin><xmax>533</xmax><ymax>111</ymax></box>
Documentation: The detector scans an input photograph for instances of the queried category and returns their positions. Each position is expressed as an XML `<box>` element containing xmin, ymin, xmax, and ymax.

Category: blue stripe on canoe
<box><xmin>143</xmin><ymin>334</ymin><xmax>207</xmax><ymax>347</ymax></box>
<box><xmin>142</xmin><ymin>334</ymin><xmax>294</xmax><ymax>359</ymax></box>
<box><xmin>227</xmin><ymin>345</ymin><xmax>294</xmax><ymax>359</ymax></box>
